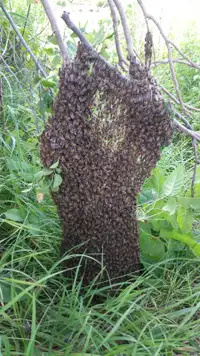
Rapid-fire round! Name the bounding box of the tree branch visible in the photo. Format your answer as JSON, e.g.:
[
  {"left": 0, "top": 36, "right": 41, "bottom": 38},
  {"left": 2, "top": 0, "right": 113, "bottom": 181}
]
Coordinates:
[
  {"left": 173, "top": 119, "right": 200, "bottom": 141},
  {"left": 160, "top": 85, "right": 200, "bottom": 113},
  {"left": 137, "top": 0, "right": 186, "bottom": 113},
  {"left": 107, "top": 0, "right": 127, "bottom": 69},
  {"left": 112, "top": 0, "right": 141, "bottom": 62},
  {"left": 169, "top": 41, "right": 200, "bottom": 71},
  {"left": 0, "top": 2, "right": 47, "bottom": 77},
  {"left": 61, "top": 11, "right": 93, "bottom": 49},
  {"left": 61, "top": 11, "right": 128, "bottom": 76},
  {"left": 152, "top": 58, "right": 200, "bottom": 69},
  {"left": 41, "top": 0, "right": 69, "bottom": 65}
]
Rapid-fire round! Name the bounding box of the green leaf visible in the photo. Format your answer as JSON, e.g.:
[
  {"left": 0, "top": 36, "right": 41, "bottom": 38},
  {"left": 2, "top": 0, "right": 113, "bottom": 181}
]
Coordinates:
[
  {"left": 194, "top": 165, "right": 200, "bottom": 183},
  {"left": 177, "top": 206, "right": 193, "bottom": 233},
  {"left": 48, "top": 34, "right": 57, "bottom": 45},
  {"left": 0, "top": 282, "right": 11, "bottom": 303},
  {"left": 178, "top": 197, "right": 200, "bottom": 209},
  {"left": 44, "top": 47, "right": 55, "bottom": 56},
  {"left": 193, "top": 75, "right": 200, "bottom": 81},
  {"left": 36, "top": 186, "right": 50, "bottom": 194},
  {"left": 41, "top": 79, "right": 56, "bottom": 88},
  {"left": 42, "top": 167, "right": 53, "bottom": 176},
  {"left": 50, "top": 160, "right": 59, "bottom": 169},
  {"left": 147, "top": 167, "right": 165, "bottom": 194},
  {"left": 162, "top": 197, "right": 177, "bottom": 215},
  {"left": 4, "top": 208, "right": 24, "bottom": 222},
  {"left": 160, "top": 229, "right": 200, "bottom": 256},
  {"left": 162, "top": 165, "right": 184, "bottom": 197},
  {"left": 53, "top": 174, "right": 62, "bottom": 189},
  {"left": 140, "top": 231, "right": 165, "bottom": 260}
]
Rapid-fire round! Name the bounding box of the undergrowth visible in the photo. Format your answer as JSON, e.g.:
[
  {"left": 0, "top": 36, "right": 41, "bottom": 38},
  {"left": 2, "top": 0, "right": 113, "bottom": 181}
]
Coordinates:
[
  {"left": 0, "top": 80, "right": 200, "bottom": 355},
  {"left": 0, "top": 1, "right": 200, "bottom": 355}
]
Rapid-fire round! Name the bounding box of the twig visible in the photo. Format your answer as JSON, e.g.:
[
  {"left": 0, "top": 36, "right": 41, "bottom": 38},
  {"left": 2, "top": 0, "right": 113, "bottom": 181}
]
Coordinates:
[
  {"left": 137, "top": 0, "right": 186, "bottom": 113},
  {"left": 161, "top": 86, "right": 200, "bottom": 113},
  {"left": 61, "top": 11, "right": 126, "bottom": 75},
  {"left": 0, "top": 2, "right": 47, "bottom": 77},
  {"left": 0, "top": 78, "right": 5, "bottom": 132},
  {"left": 172, "top": 109, "right": 192, "bottom": 130},
  {"left": 0, "top": 55, "right": 23, "bottom": 87},
  {"left": 22, "top": 4, "right": 31, "bottom": 37},
  {"left": 61, "top": 11, "right": 93, "bottom": 49},
  {"left": 171, "top": 107, "right": 200, "bottom": 196},
  {"left": 152, "top": 58, "right": 200, "bottom": 69},
  {"left": 1, "top": 27, "right": 10, "bottom": 57},
  {"left": 112, "top": 0, "right": 141, "bottom": 62},
  {"left": 173, "top": 118, "right": 200, "bottom": 141},
  {"left": 41, "top": 0, "right": 69, "bottom": 65},
  {"left": 169, "top": 41, "right": 200, "bottom": 71},
  {"left": 191, "top": 139, "right": 200, "bottom": 197},
  {"left": 107, "top": 0, "right": 127, "bottom": 69}
]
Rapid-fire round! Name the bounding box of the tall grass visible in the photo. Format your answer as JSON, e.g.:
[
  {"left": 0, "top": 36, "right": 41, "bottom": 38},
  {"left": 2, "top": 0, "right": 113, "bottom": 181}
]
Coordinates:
[
  {"left": 0, "top": 80, "right": 199, "bottom": 355},
  {"left": 1, "top": 7, "right": 200, "bottom": 354}
]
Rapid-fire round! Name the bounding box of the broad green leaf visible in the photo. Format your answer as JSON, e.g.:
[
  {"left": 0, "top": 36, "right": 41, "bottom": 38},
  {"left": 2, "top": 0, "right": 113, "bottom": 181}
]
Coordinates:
[
  {"left": 50, "top": 160, "right": 59, "bottom": 169},
  {"left": 178, "top": 197, "right": 200, "bottom": 209},
  {"left": 162, "top": 197, "right": 177, "bottom": 215},
  {"left": 140, "top": 231, "right": 165, "bottom": 260},
  {"left": 160, "top": 229, "right": 200, "bottom": 256},
  {"left": 42, "top": 167, "right": 53, "bottom": 176},
  {"left": 177, "top": 206, "right": 193, "bottom": 233},
  {"left": 4, "top": 208, "right": 24, "bottom": 222},
  {"left": 162, "top": 165, "right": 184, "bottom": 197},
  {"left": 44, "top": 47, "right": 55, "bottom": 56},
  {"left": 41, "top": 79, "right": 56, "bottom": 88},
  {"left": 47, "top": 34, "right": 57, "bottom": 45},
  {"left": 53, "top": 174, "right": 62, "bottom": 189},
  {"left": 147, "top": 167, "right": 165, "bottom": 194},
  {"left": 36, "top": 186, "right": 50, "bottom": 194}
]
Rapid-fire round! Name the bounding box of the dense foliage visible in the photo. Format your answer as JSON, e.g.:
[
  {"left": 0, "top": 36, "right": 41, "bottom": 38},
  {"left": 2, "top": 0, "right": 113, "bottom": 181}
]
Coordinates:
[{"left": 0, "top": 0, "right": 200, "bottom": 354}]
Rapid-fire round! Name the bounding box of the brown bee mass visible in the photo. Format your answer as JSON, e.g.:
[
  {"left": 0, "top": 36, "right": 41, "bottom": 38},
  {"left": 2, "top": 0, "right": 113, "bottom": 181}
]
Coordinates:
[{"left": 40, "top": 43, "right": 172, "bottom": 285}]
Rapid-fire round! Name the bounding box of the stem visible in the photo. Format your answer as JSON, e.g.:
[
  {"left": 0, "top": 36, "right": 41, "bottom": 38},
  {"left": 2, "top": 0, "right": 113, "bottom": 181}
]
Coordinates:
[
  {"left": 0, "top": 2, "right": 47, "bottom": 77},
  {"left": 41, "top": 0, "right": 69, "bottom": 65}
]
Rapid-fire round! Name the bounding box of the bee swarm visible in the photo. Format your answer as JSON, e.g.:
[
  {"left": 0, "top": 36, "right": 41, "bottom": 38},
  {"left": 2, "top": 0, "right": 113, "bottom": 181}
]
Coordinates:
[{"left": 40, "top": 43, "right": 172, "bottom": 285}]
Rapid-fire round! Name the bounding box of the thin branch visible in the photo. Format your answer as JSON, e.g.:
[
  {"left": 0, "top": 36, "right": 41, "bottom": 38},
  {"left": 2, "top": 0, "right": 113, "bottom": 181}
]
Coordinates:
[
  {"left": 137, "top": 0, "right": 186, "bottom": 113},
  {"left": 112, "top": 0, "right": 141, "bottom": 62},
  {"left": 0, "top": 55, "right": 23, "bottom": 87},
  {"left": 61, "top": 11, "right": 127, "bottom": 76},
  {"left": 172, "top": 109, "right": 192, "bottom": 130},
  {"left": 61, "top": 11, "right": 93, "bottom": 49},
  {"left": 160, "top": 85, "right": 200, "bottom": 113},
  {"left": 173, "top": 109, "right": 200, "bottom": 197},
  {"left": 152, "top": 58, "right": 200, "bottom": 69},
  {"left": 173, "top": 118, "right": 200, "bottom": 142},
  {"left": 0, "top": 2, "right": 47, "bottom": 77},
  {"left": 41, "top": 0, "right": 69, "bottom": 65},
  {"left": 169, "top": 41, "right": 200, "bottom": 71},
  {"left": 107, "top": 0, "right": 127, "bottom": 69},
  {"left": 22, "top": 4, "right": 31, "bottom": 37},
  {"left": 191, "top": 140, "right": 199, "bottom": 197},
  {"left": 0, "top": 78, "right": 5, "bottom": 132},
  {"left": 1, "top": 27, "right": 10, "bottom": 57}
]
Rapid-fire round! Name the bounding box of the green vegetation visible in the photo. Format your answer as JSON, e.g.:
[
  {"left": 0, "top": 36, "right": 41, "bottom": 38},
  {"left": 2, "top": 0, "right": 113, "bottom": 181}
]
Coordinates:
[{"left": 0, "top": 0, "right": 200, "bottom": 354}]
